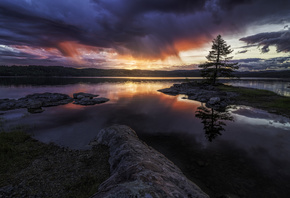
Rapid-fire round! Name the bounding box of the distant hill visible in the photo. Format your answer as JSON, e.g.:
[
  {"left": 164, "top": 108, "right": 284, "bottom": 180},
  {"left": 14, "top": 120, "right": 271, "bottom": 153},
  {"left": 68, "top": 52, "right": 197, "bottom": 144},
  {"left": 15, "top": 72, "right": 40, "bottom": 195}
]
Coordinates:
[
  {"left": 235, "top": 70, "right": 290, "bottom": 78},
  {"left": 0, "top": 65, "right": 200, "bottom": 77},
  {"left": 0, "top": 65, "right": 289, "bottom": 78}
]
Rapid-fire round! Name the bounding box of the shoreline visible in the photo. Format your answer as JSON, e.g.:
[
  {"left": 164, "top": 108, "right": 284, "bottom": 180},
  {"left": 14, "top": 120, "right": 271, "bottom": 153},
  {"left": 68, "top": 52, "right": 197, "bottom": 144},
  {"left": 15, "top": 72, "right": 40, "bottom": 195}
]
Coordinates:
[
  {"left": 0, "top": 126, "right": 210, "bottom": 198},
  {"left": 0, "top": 131, "right": 110, "bottom": 198},
  {"left": 158, "top": 81, "right": 290, "bottom": 118},
  {"left": 2, "top": 125, "right": 290, "bottom": 198}
]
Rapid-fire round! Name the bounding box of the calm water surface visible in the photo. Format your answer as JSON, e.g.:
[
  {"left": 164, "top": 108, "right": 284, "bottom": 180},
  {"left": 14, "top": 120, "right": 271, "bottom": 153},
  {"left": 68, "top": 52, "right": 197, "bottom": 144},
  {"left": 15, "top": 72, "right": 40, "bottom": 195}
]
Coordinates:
[
  {"left": 1, "top": 77, "right": 290, "bottom": 197},
  {"left": 226, "top": 78, "right": 290, "bottom": 97}
]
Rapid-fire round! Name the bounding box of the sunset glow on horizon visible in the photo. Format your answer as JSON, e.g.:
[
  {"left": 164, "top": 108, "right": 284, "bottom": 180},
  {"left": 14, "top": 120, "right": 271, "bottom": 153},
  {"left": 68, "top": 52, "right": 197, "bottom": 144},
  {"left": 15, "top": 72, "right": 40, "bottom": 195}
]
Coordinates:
[{"left": 0, "top": 0, "right": 289, "bottom": 71}]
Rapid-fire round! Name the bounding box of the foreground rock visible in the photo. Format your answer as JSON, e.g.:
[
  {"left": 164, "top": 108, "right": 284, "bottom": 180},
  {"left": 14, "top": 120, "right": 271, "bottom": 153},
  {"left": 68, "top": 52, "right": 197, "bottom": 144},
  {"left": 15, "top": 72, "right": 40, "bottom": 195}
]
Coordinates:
[
  {"left": 91, "top": 125, "right": 209, "bottom": 198},
  {"left": 73, "top": 92, "right": 109, "bottom": 105},
  {"left": 158, "top": 82, "right": 237, "bottom": 111}
]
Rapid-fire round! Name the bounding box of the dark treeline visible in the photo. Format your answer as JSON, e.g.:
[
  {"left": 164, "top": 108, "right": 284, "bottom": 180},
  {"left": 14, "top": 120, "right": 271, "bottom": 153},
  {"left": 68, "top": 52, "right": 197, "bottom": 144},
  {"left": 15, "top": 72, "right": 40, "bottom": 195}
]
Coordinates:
[
  {"left": 0, "top": 65, "right": 200, "bottom": 77},
  {"left": 0, "top": 65, "right": 289, "bottom": 78},
  {"left": 0, "top": 77, "right": 187, "bottom": 87}
]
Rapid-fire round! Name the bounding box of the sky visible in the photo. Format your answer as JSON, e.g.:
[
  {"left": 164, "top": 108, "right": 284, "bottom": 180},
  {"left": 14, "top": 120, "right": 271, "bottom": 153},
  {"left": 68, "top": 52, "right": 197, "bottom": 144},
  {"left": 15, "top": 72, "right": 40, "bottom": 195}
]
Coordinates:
[{"left": 0, "top": 0, "right": 290, "bottom": 71}]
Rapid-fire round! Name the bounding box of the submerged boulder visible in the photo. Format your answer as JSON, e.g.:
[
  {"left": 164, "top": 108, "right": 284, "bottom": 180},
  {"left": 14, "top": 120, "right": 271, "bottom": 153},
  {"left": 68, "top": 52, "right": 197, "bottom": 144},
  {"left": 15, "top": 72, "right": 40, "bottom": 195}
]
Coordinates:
[{"left": 91, "top": 125, "right": 209, "bottom": 198}]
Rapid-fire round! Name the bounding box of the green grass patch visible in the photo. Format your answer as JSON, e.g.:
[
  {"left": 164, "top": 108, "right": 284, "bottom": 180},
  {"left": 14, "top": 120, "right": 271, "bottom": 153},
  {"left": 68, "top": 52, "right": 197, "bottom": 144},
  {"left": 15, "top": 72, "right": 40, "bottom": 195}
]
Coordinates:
[
  {"left": 266, "top": 97, "right": 290, "bottom": 109},
  {"left": 0, "top": 129, "right": 110, "bottom": 197},
  {"left": 218, "top": 84, "right": 290, "bottom": 116},
  {"left": 0, "top": 130, "right": 46, "bottom": 186},
  {"left": 64, "top": 174, "right": 104, "bottom": 198},
  {"left": 218, "top": 84, "right": 274, "bottom": 96}
]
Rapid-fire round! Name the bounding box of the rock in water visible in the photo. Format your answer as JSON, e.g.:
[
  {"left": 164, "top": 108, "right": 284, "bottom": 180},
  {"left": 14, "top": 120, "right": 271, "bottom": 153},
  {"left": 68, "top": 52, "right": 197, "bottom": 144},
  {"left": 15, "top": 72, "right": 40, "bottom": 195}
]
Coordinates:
[
  {"left": 157, "top": 88, "right": 179, "bottom": 95},
  {"left": 73, "top": 92, "right": 99, "bottom": 99},
  {"left": 27, "top": 100, "right": 43, "bottom": 109},
  {"left": 73, "top": 97, "right": 109, "bottom": 105},
  {"left": 0, "top": 93, "right": 73, "bottom": 112},
  {"left": 27, "top": 107, "right": 44, "bottom": 114},
  {"left": 72, "top": 92, "right": 109, "bottom": 105},
  {"left": 91, "top": 125, "right": 209, "bottom": 198}
]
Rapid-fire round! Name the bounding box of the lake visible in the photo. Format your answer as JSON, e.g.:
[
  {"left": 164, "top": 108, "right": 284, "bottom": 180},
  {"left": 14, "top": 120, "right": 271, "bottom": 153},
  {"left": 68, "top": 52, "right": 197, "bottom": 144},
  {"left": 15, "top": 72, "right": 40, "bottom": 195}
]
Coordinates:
[{"left": 1, "top": 77, "right": 290, "bottom": 197}]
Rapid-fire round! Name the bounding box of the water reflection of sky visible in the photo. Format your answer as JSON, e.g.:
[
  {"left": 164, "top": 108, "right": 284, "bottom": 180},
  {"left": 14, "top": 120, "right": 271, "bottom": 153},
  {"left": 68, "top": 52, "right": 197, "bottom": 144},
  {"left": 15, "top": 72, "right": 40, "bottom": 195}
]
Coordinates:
[
  {"left": 1, "top": 78, "right": 290, "bottom": 178},
  {"left": 226, "top": 79, "right": 290, "bottom": 97}
]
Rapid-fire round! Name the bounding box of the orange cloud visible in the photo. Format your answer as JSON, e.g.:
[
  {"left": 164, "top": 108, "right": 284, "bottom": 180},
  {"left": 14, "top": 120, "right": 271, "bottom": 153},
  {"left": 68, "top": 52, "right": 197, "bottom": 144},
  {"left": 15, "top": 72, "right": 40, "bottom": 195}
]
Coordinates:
[
  {"left": 11, "top": 35, "right": 210, "bottom": 70},
  {"left": 174, "top": 35, "right": 209, "bottom": 52},
  {"left": 118, "top": 35, "right": 210, "bottom": 62},
  {"left": 56, "top": 41, "right": 85, "bottom": 64},
  {"left": 57, "top": 41, "right": 80, "bottom": 57}
]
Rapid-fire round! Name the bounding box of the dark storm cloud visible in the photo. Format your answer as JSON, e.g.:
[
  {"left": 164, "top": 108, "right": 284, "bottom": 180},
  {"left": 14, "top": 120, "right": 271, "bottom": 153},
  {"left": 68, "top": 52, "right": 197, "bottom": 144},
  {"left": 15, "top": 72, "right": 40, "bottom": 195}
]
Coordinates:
[
  {"left": 237, "top": 50, "right": 248, "bottom": 54},
  {"left": 218, "top": 0, "right": 254, "bottom": 10},
  {"left": 0, "top": 2, "right": 114, "bottom": 50},
  {"left": 232, "top": 57, "right": 290, "bottom": 70},
  {"left": 0, "top": 49, "right": 39, "bottom": 59},
  {"left": 0, "top": 46, "right": 64, "bottom": 66},
  {"left": 235, "top": 58, "right": 263, "bottom": 63},
  {"left": 94, "top": 0, "right": 205, "bottom": 15},
  {"left": 239, "top": 44, "right": 258, "bottom": 49},
  {"left": 0, "top": 0, "right": 290, "bottom": 65},
  {"left": 272, "top": 57, "right": 290, "bottom": 64},
  {"left": 240, "top": 30, "right": 290, "bottom": 53}
]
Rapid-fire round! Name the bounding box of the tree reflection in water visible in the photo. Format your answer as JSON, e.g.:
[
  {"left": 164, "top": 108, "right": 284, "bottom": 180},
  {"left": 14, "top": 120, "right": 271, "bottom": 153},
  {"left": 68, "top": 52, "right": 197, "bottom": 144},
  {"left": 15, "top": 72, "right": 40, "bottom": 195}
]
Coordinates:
[{"left": 195, "top": 104, "right": 234, "bottom": 142}]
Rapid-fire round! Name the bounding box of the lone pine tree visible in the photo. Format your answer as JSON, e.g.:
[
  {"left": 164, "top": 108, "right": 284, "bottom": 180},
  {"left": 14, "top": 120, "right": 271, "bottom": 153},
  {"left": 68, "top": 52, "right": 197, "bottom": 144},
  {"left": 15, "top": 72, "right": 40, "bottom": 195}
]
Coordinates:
[{"left": 199, "top": 35, "right": 239, "bottom": 85}]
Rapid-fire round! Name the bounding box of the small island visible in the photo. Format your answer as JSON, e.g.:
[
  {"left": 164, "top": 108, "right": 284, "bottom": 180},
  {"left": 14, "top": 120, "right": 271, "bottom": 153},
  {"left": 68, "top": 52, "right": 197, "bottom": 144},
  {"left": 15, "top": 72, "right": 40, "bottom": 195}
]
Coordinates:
[{"left": 158, "top": 81, "right": 290, "bottom": 118}]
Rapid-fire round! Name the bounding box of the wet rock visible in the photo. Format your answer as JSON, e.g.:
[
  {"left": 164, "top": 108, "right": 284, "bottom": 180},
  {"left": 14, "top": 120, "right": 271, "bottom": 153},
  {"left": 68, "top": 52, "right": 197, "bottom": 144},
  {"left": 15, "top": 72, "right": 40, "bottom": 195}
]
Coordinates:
[
  {"left": 27, "top": 100, "right": 43, "bottom": 109},
  {"left": 157, "top": 88, "right": 179, "bottom": 95},
  {"left": 159, "top": 82, "right": 236, "bottom": 111},
  {"left": 0, "top": 93, "right": 73, "bottom": 112},
  {"left": 208, "top": 97, "right": 221, "bottom": 105},
  {"left": 91, "top": 125, "right": 209, "bottom": 198},
  {"left": 73, "top": 92, "right": 99, "bottom": 99},
  {"left": 200, "top": 97, "right": 208, "bottom": 103},
  {"left": 73, "top": 97, "right": 109, "bottom": 106},
  {"left": 23, "top": 93, "right": 73, "bottom": 107},
  {"left": 72, "top": 92, "right": 109, "bottom": 106},
  {"left": 27, "top": 107, "right": 45, "bottom": 114},
  {"left": 0, "top": 99, "right": 17, "bottom": 110}
]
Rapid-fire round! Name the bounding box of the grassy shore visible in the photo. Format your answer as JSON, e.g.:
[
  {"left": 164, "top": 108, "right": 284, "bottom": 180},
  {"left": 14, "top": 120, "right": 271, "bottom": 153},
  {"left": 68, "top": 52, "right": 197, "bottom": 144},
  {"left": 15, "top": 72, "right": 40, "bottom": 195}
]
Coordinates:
[
  {"left": 218, "top": 84, "right": 290, "bottom": 117},
  {"left": 0, "top": 129, "right": 110, "bottom": 198}
]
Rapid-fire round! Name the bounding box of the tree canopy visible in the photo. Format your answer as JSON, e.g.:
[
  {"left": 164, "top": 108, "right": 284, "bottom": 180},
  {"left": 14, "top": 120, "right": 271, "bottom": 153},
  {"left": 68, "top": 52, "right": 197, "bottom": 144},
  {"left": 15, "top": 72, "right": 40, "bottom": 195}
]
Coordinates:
[{"left": 199, "top": 35, "right": 239, "bottom": 85}]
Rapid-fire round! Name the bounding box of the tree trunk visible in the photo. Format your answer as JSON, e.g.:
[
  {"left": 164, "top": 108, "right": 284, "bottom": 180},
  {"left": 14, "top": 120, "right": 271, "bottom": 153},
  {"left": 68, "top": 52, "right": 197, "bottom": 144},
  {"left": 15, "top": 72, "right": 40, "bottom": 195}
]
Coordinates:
[
  {"left": 213, "top": 40, "right": 221, "bottom": 85},
  {"left": 213, "top": 64, "right": 217, "bottom": 85}
]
